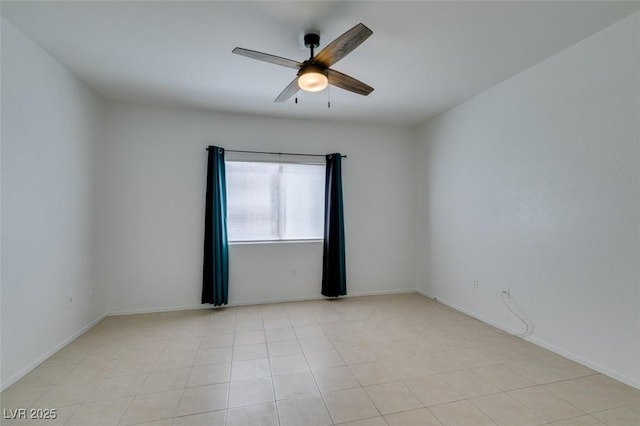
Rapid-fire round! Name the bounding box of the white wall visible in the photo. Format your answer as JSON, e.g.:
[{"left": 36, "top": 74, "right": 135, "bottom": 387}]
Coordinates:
[
  {"left": 1, "top": 18, "right": 105, "bottom": 389},
  {"left": 99, "top": 103, "right": 416, "bottom": 314},
  {"left": 415, "top": 13, "right": 640, "bottom": 387}
]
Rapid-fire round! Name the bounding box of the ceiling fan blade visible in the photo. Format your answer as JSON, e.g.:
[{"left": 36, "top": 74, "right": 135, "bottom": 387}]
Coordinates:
[
  {"left": 274, "top": 78, "right": 300, "bottom": 103},
  {"left": 232, "top": 47, "right": 302, "bottom": 69},
  {"left": 327, "top": 69, "right": 374, "bottom": 96},
  {"left": 313, "top": 23, "right": 372, "bottom": 68}
]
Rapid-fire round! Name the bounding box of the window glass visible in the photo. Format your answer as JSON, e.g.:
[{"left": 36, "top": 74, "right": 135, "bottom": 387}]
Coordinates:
[{"left": 226, "top": 161, "right": 325, "bottom": 241}]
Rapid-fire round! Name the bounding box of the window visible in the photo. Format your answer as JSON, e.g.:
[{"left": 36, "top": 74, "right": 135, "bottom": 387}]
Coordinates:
[{"left": 226, "top": 161, "right": 325, "bottom": 242}]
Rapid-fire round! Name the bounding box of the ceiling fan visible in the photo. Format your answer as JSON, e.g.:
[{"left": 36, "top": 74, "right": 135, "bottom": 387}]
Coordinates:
[{"left": 232, "top": 23, "right": 374, "bottom": 103}]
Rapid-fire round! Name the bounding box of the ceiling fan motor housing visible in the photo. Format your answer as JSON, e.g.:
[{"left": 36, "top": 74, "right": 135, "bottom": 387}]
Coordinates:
[{"left": 304, "top": 32, "right": 320, "bottom": 49}]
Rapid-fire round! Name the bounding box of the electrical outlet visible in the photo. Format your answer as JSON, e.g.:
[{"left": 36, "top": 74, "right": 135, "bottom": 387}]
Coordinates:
[
  {"left": 473, "top": 279, "right": 479, "bottom": 289},
  {"left": 290, "top": 269, "right": 297, "bottom": 278},
  {"left": 67, "top": 292, "right": 73, "bottom": 306},
  {"left": 502, "top": 286, "right": 511, "bottom": 299}
]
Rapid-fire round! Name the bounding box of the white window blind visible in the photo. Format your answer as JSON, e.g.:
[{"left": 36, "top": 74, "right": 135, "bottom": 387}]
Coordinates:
[{"left": 226, "top": 161, "right": 325, "bottom": 242}]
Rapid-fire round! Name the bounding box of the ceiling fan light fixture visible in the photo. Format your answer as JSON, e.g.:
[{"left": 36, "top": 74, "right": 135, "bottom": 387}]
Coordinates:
[{"left": 297, "top": 65, "right": 328, "bottom": 92}]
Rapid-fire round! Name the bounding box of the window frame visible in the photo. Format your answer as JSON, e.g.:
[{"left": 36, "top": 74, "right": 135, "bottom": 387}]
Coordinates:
[{"left": 224, "top": 157, "right": 326, "bottom": 245}]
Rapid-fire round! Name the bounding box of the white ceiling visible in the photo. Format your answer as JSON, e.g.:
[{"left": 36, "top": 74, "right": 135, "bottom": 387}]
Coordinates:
[{"left": 2, "top": 1, "right": 639, "bottom": 126}]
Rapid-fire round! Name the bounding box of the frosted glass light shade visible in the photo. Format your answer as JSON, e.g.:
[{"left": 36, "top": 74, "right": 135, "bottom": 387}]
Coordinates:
[{"left": 298, "top": 66, "right": 328, "bottom": 92}]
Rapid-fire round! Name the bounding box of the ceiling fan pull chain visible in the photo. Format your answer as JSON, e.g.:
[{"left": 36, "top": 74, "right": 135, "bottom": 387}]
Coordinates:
[
  {"left": 295, "top": 97, "right": 298, "bottom": 104},
  {"left": 327, "top": 85, "right": 331, "bottom": 109}
]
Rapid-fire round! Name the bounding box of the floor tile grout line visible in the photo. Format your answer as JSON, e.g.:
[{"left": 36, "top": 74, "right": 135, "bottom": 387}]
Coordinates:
[
  {"left": 224, "top": 329, "right": 237, "bottom": 424},
  {"left": 263, "top": 323, "right": 282, "bottom": 426},
  {"left": 298, "top": 332, "right": 334, "bottom": 426}
]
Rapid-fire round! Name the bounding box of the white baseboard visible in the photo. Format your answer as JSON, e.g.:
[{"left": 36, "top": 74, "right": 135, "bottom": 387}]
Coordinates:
[
  {"left": 107, "top": 303, "right": 217, "bottom": 316},
  {"left": 348, "top": 288, "right": 417, "bottom": 297},
  {"left": 106, "top": 288, "right": 418, "bottom": 316},
  {"left": 415, "top": 289, "right": 640, "bottom": 390},
  {"left": 0, "top": 313, "right": 107, "bottom": 392}
]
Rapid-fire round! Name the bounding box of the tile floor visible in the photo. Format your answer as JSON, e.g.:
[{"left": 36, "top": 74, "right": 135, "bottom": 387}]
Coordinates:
[{"left": 2, "top": 293, "right": 639, "bottom": 425}]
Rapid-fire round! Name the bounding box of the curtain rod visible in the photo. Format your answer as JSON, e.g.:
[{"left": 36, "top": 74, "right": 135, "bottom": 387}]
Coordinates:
[{"left": 206, "top": 147, "right": 347, "bottom": 158}]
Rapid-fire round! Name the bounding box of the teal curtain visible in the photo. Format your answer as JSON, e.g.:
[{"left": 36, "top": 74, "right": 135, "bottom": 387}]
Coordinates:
[
  {"left": 202, "top": 146, "right": 229, "bottom": 306},
  {"left": 322, "top": 153, "right": 347, "bottom": 297}
]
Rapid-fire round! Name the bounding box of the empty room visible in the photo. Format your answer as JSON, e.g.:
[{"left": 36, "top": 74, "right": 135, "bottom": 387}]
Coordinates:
[{"left": 1, "top": 1, "right": 639, "bottom": 425}]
